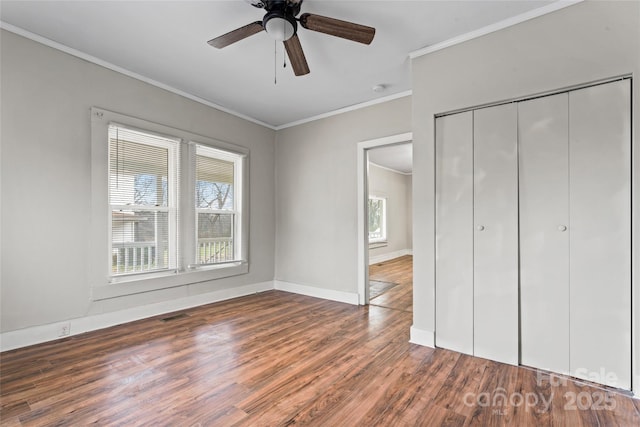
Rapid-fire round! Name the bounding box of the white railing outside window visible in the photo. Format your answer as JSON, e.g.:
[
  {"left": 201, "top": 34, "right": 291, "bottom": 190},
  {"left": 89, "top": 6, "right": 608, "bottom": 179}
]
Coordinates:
[
  {"left": 197, "top": 237, "right": 234, "bottom": 264},
  {"left": 112, "top": 237, "right": 234, "bottom": 273},
  {"left": 112, "top": 242, "right": 159, "bottom": 273}
]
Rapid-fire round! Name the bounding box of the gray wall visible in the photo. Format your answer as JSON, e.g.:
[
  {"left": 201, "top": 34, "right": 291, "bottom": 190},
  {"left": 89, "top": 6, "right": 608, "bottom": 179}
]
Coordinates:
[
  {"left": 405, "top": 174, "right": 413, "bottom": 249},
  {"left": 410, "top": 0, "right": 639, "bottom": 375},
  {"left": 368, "top": 162, "right": 412, "bottom": 260},
  {"left": 0, "top": 30, "right": 276, "bottom": 332},
  {"left": 275, "top": 97, "right": 411, "bottom": 292}
]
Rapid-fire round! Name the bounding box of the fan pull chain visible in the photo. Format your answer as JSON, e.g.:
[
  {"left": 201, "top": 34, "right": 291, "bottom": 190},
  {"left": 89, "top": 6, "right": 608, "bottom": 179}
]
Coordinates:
[
  {"left": 274, "top": 40, "right": 277, "bottom": 85},
  {"left": 283, "top": 18, "right": 287, "bottom": 69}
]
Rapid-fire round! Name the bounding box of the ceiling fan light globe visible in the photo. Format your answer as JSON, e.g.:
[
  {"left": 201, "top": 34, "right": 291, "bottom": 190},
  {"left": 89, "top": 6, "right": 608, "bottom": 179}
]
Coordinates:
[{"left": 265, "top": 16, "right": 295, "bottom": 41}]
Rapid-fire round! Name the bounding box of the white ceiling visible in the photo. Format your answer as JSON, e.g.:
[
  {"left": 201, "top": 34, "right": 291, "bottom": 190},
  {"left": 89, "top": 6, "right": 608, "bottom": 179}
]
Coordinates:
[
  {"left": 0, "top": 0, "right": 558, "bottom": 128},
  {"left": 369, "top": 143, "right": 412, "bottom": 175}
]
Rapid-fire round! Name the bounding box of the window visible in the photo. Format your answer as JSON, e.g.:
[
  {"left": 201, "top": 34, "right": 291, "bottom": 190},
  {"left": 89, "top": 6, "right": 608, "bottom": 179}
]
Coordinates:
[
  {"left": 91, "top": 107, "right": 249, "bottom": 299},
  {"left": 368, "top": 196, "right": 387, "bottom": 243},
  {"left": 195, "top": 145, "right": 242, "bottom": 265},
  {"left": 109, "top": 125, "right": 178, "bottom": 275}
]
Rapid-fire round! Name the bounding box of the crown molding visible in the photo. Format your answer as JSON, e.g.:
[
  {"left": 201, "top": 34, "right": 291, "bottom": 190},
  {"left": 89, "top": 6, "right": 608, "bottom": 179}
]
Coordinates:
[
  {"left": 369, "top": 161, "right": 412, "bottom": 176},
  {"left": 274, "top": 90, "right": 413, "bottom": 130},
  {"left": 0, "top": 21, "right": 277, "bottom": 130},
  {"left": 1, "top": 21, "right": 412, "bottom": 131},
  {"left": 409, "top": 0, "right": 583, "bottom": 59}
]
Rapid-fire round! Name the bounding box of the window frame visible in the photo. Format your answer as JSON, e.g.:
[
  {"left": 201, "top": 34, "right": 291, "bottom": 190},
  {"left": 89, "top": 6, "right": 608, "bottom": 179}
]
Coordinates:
[
  {"left": 192, "top": 144, "right": 244, "bottom": 267},
  {"left": 90, "top": 107, "right": 249, "bottom": 301},
  {"left": 368, "top": 195, "right": 387, "bottom": 244},
  {"left": 107, "top": 124, "right": 180, "bottom": 277}
]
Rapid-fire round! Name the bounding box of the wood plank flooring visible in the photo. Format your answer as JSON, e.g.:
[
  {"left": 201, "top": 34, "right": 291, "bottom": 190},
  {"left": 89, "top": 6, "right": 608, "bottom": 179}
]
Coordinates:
[
  {"left": 2, "top": 259, "right": 639, "bottom": 425},
  {"left": 369, "top": 255, "right": 413, "bottom": 313}
]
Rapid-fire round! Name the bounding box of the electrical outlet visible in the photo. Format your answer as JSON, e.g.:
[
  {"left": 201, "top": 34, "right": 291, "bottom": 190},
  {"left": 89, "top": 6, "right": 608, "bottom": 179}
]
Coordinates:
[{"left": 58, "top": 322, "right": 71, "bottom": 337}]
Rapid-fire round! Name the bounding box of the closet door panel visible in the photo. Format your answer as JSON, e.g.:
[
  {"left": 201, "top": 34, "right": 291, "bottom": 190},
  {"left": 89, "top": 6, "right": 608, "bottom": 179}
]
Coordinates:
[
  {"left": 518, "top": 93, "right": 570, "bottom": 374},
  {"left": 435, "top": 112, "right": 474, "bottom": 355},
  {"left": 569, "top": 80, "right": 631, "bottom": 390},
  {"left": 473, "top": 104, "right": 519, "bottom": 365}
]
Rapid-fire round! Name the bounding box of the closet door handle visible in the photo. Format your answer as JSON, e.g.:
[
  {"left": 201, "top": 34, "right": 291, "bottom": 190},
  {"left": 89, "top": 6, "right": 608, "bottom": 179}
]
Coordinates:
[
  {"left": 558, "top": 225, "right": 567, "bottom": 232},
  {"left": 476, "top": 225, "right": 485, "bottom": 231}
]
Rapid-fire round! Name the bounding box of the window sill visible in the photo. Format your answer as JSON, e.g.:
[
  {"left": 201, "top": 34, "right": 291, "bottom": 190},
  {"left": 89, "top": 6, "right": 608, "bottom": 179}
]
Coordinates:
[
  {"left": 369, "top": 241, "right": 388, "bottom": 249},
  {"left": 92, "top": 261, "right": 248, "bottom": 301}
]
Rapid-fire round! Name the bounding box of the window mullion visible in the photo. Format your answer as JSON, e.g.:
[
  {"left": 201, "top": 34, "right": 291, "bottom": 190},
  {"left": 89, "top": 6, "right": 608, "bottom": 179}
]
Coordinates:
[{"left": 168, "top": 140, "right": 178, "bottom": 271}]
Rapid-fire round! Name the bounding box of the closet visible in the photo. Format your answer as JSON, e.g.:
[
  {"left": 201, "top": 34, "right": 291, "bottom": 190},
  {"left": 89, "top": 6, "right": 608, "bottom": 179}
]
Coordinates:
[{"left": 435, "top": 79, "right": 631, "bottom": 390}]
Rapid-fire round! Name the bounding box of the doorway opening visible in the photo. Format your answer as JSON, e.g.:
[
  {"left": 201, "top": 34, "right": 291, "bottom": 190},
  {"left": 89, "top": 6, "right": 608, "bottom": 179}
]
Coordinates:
[{"left": 357, "top": 133, "right": 413, "bottom": 308}]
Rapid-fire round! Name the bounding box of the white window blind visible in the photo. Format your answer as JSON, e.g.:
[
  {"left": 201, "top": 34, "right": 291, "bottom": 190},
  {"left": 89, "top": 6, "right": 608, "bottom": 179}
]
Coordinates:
[
  {"left": 108, "top": 125, "right": 179, "bottom": 276},
  {"left": 195, "top": 145, "right": 241, "bottom": 265}
]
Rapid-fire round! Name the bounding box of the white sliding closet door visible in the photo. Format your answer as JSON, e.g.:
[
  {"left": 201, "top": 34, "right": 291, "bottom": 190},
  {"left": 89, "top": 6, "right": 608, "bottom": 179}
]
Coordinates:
[
  {"left": 435, "top": 112, "right": 473, "bottom": 355},
  {"left": 569, "top": 80, "right": 631, "bottom": 390},
  {"left": 473, "top": 104, "right": 519, "bottom": 365},
  {"left": 519, "top": 93, "right": 570, "bottom": 374},
  {"left": 434, "top": 80, "right": 631, "bottom": 387}
]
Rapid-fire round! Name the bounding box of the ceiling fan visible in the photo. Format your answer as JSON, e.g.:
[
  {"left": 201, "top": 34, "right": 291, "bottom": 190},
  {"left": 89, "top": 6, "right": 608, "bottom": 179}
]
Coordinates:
[{"left": 207, "top": 0, "right": 376, "bottom": 76}]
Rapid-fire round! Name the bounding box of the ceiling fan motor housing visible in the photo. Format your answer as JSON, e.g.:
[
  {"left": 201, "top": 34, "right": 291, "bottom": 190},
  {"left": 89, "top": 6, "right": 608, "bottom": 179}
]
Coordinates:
[
  {"left": 263, "top": 10, "right": 297, "bottom": 41},
  {"left": 263, "top": 0, "right": 302, "bottom": 15}
]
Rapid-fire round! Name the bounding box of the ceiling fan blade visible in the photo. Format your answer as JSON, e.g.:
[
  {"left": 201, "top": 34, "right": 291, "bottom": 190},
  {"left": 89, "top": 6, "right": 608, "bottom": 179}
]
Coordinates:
[
  {"left": 207, "top": 21, "right": 264, "bottom": 48},
  {"left": 299, "top": 13, "right": 375, "bottom": 45},
  {"left": 284, "top": 34, "right": 310, "bottom": 76},
  {"left": 244, "top": 0, "right": 266, "bottom": 8}
]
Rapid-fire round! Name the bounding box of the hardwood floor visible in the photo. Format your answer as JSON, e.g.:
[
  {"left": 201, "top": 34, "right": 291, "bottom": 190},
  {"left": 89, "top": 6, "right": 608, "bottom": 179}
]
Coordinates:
[
  {"left": 369, "top": 255, "right": 412, "bottom": 312},
  {"left": 2, "top": 267, "right": 639, "bottom": 425}
]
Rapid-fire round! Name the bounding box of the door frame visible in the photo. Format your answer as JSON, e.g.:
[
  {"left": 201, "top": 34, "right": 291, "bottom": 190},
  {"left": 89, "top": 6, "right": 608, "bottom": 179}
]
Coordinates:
[{"left": 357, "top": 132, "right": 413, "bottom": 305}]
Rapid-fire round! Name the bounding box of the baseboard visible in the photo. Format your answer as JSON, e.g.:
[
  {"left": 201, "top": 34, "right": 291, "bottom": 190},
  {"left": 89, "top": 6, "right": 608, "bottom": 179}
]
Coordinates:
[
  {"left": 274, "top": 280, "right": 359, "bottom": 305},
  {"left": 1, "top": 280, "right": 363, "bottom": 352},
  {"left": 0, "top": 281, "right": 273, "bottom": 352},
  {"left": 369, "top": 249, "right": 413, "bottom": 265},
  {"left": 409, "top": 326, "right": 435, "bottom": 348}
]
